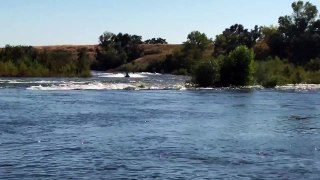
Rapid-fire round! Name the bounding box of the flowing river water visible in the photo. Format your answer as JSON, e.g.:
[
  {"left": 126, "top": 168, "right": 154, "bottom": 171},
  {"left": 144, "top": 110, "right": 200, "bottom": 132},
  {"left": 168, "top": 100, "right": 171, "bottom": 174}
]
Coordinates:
[{"left": 0, "top": 72, "right": 320, "bottom": 179}]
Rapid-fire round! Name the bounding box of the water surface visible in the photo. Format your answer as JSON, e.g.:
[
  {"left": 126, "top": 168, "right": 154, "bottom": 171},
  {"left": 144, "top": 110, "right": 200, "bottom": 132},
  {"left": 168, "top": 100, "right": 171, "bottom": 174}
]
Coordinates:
[{"left": 1, "top": 73, "right": 320, "bottom": 179}]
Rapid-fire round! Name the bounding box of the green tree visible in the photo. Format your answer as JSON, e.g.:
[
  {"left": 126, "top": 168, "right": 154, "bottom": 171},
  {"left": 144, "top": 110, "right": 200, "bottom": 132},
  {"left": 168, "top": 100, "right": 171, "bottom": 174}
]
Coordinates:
[
  {"left": 214, "top": 24, "right": 261, "bottom": 56},
  {"left": 94, "top": 31, "right": 144, "bottom": 71},
  {"left": 278, "top": 1, "right": 318, "bottom": 38},
  {"left": 183, "top": 31, "right": 211, "bottom": 55},
  {"left": 272, "top": 1, "right": 320, "bottom": 64},
  {"left": 162, "top": 31, "right": 212, "bottom": 74},
  {"left": 192, "top": 59, "right": 219, "bottom": 87},
  {"left": 113, "top": 33, "right": 143, "bottom": 62},
  {"left": 220, "top": 46, "right": 255, "bottom": 86},
  {"left": 183, "top": 31, "right": 212, "bottom": 71},
  {"left": 99, "top": 32, "right": 116, "bottom": 49},
  {"left": 145, "top": 38, "right": 168, "bottom": 44}
]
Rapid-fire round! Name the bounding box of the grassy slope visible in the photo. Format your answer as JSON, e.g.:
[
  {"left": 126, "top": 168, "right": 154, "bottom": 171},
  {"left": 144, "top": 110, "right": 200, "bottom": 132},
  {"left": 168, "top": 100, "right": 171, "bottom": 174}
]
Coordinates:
[
  {"left": 136, "top": 44, "right": 181, "bottom": 63},
  {"left": 34, "top": 45, "right": 98, "bottom": 60},
  {"left": 34, "top": 44, "right": 182, "bottom": 72}
]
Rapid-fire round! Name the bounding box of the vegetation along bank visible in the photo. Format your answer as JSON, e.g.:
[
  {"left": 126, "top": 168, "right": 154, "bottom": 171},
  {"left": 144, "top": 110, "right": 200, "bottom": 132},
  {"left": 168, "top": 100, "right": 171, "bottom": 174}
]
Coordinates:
[{"left": 1, "top": 1, "right": 320, "bottom": 87}]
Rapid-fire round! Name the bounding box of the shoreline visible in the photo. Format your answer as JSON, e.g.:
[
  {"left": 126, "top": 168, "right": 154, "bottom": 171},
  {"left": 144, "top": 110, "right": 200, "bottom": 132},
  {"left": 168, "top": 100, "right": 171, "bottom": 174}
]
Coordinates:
[{"left": 1, "top": 73, "right": 320, "bottom": 91}]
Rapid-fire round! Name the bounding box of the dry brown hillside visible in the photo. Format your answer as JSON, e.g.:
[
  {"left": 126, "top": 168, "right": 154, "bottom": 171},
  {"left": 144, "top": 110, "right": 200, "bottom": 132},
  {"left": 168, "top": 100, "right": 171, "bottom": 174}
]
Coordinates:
[
  {"left": 34, "top": 45, "right": 98, "bottom": 60},
  {"left": 33, "top": 44, "right": 181, "bottom": 63},
  {"left": 136, "top": 44, "right": 181, "bottom": 63}
]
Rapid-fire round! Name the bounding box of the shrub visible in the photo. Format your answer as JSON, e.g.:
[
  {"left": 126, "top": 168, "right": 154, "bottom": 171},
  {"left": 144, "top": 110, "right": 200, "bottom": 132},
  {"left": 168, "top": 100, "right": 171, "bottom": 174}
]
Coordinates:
[
  {"left": 173, "top": 68, "right": 189, "bottom": 76},
  {"left": 192, "top": 60, "right": 219, "bottom": 87},
  {"left": 254, "top": 58, "right": 310, "bottom": 87},
  {"left": 305, "top": 71, "right": 320, "bottom": 84},
  {"left": 220, "top": 46, "right": 255, "bottom": 86},
  {"left": 306, "top": 58, "right": 320, "bottom": 72}
]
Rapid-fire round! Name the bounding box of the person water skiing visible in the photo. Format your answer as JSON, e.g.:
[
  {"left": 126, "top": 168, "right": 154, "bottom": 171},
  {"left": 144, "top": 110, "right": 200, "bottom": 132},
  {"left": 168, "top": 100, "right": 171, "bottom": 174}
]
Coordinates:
[{"left": 125, "top": 72, "right": 130, "bottom": 78}]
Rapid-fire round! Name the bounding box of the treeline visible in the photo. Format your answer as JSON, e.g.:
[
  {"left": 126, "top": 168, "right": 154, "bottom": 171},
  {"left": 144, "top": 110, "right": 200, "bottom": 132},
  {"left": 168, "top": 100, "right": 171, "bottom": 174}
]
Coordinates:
[
  {"left": 149, "top": 0, "right": 320, "bottom": 87},
  {"left": 1, "top": 0, "right": 320, "bottom": 86},
  {"left": 92, "top": 32, "right": 144, "bottom": 71},
  {"left": 0, "top": 32, "right": 169, "bottom": 76},
  {"left": 144, "top": 38, "right": 167, "bottom": 45},
  {"left": 0, "top": 45, "right": 91, "bottom": 77},
  {"left": 92, "top": 32, "right": 168, "bottom": 71},
  {"left": 98, "top": 1, "right": 320, "bottom": 87}
]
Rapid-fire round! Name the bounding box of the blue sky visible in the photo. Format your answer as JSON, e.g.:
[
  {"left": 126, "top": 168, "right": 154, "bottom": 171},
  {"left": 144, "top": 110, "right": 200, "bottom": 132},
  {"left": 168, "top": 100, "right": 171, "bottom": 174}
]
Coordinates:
[{"left": 1, "top": 0, "right": 320, "bottom": 46}]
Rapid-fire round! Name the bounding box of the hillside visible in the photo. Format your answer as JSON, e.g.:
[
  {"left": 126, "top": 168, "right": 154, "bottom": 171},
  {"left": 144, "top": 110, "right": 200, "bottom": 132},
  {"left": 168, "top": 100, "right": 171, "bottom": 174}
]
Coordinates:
[
  {"left": 110, "top": 44, "right": 181, "bottom": 72},
  {"left": 136, "top": 44, "right": 181, "bottom": 63},
  {"left": 33, "top": 44, "right": 182, "bottom": 72},
  {"left": 34, "top": 45, "right": 98, "bottom": 60}
]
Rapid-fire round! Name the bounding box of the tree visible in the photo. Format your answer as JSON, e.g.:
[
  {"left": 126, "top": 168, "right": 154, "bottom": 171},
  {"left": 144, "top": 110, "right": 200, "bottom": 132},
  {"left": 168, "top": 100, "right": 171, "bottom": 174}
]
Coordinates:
[
  {"left": 192, "top": 59, "right": 219, "bottom": 87},
  {"left": 99, "top": 32, "right": 116, "bottom": 49},
  {"left": 162, "top": 31, "right": 212, "bottom": 74},
  {"left": 94, "top": 31, "right": 144, "bottom": 70},
  {"left": 266, "top": 31, "right": 289, "bottom": 59},
  {"left": 184, "top": 31, "right": 211, "bottom": 53},
  {"left": 214, "top": 24, "right": 261, "bottom": 56},
  {"left": 182, "top": 31, "right": 212, "bottom": 69},
  {"left": 220, "top": 46, "right": 255, "bottom": 86},
  {"left": 278, "top": 1, "right": 318, "bottom": 38},
  {"left": 107, "top": 32, "right": 143, "bottom": 62},
  {"left": 271, "top": 1, "right": 320, "bottom": 64},
  {"left": 144, "top": 38, "right": 168, "bottom": 44}
]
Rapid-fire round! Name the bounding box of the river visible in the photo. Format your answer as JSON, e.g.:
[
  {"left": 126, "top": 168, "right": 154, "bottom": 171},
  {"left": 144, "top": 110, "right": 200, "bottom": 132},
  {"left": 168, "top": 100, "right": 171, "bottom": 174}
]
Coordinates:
[{"left": 1, "top": 72, "right": 320, "bottom": 179}]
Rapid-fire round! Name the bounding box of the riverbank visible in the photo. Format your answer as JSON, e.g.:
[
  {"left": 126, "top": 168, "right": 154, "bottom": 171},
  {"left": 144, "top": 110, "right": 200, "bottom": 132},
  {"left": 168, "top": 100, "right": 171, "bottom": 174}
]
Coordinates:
[
  {"left": 1, "top": 44, "right": 320, "bottom": 88},
  {"left": 1, "top": 72, "right": 320, "bottom": 91}
]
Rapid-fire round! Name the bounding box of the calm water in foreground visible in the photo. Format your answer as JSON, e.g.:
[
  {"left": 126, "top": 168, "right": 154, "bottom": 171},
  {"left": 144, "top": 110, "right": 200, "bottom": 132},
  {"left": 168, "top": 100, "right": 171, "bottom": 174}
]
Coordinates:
[{"left": 0, "top": 72, "right": 320, "bottom": 179}]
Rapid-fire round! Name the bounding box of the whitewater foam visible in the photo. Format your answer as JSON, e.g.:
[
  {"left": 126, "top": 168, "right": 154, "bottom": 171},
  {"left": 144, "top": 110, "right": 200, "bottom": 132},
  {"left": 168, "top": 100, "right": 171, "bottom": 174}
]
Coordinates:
[
  {"left": 98, "top": 73, "right": 146, "bottom": 78},
  {"left": 276, "top": 84, "right": 320, "bottom": 91},
  {"left": 26, "top": 82, "right": 320, "bottom": 91},
  {"left": 26, "top": 81, "right": 188, "bottom": 91},
  {"left": 0, "top": 79, "right": 64, "bottom": 84},
  {"left": 27, "top": 82, "right": 137, "bottom": 91}
]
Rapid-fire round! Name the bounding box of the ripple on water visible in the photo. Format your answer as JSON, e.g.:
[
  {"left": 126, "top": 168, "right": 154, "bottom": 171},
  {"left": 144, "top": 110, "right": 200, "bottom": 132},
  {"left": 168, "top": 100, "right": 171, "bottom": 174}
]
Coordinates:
[{"left": 0, "top": 75, "right": 320, "bottom": 179}]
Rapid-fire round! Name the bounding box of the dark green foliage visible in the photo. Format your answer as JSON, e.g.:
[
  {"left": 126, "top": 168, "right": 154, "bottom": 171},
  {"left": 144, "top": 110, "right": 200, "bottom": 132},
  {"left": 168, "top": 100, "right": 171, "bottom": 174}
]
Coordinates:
[
  {"left": 146, "top": 60, "right": 164, "bottom": 73},
  {"left": 76, "top": 48, "right": 91, "bottom": 77},
  {"left": 0, "top": 45, "right": 91, "bottom": 77},
  {"left": 93, "top": 48, "right": 127, "bottom": 70},
  {"left": 254, "top": 58, "right": 310, "bottom": 87},
  {"left": 306, "top": 58, "right": 320, "bottom": 71},
  {"left": 172, "top": 68, "right": 189, "bottom": 76},
  {"left": 145, "top": 38, "right": 167, "bottom": 44},
  {"left": 192, "top": 60, "right": 219, "bottom": 87},
  {"left": 94, "top": 31, "right": 144, "bottom": 70},
  {"left": 267, "top": 1, "right": 320, "bottom": 64},
  {"left": 45, "top": 50, "right": 74, "bottom": 74},
  {"left": 162, "top": 31, "right": 212, "bottom": 74},
  {"left": 265, "top": 31, "right": 289, "bottom": 59},
  {"left": 220, "top": 46, "right": 255, "bottom": 86},
  {"left": 163, "top": 50, "right": 185, "bottom": 73},
  {"left": 214, "top": 24, "right": 261, "bottom": 56},
  {"left": 0, "top": 45, "right": 37, "bottom": 63},
  {"left": 190, "top": 46, "right": 255, "bottom": 87},
  {"left": 114, "top": 33, "right": 143, "bottom": 61},
  {"left": 112, "top": 1, "right": 320, "bottom": 87},
  {"left": 184, "top": 31, "right": 212, "bottom": 55},
  {"left": 2, "top": 0, "right": 320, "bottom": 84}
]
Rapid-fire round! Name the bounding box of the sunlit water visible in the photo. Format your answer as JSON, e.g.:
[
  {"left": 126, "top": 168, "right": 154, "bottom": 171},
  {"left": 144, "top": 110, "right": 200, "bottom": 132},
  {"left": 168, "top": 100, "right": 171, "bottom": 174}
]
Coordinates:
[{"left": 1, "top": 72, "right": 320, "bottom": 179}]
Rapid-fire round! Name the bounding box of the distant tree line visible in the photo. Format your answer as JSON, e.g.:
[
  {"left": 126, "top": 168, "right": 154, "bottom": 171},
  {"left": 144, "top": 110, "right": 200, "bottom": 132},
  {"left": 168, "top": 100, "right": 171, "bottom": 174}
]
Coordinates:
[
  {"left": 91, "top": 32, "right": 144, "bottom": 71},
  {"left": 144, "top": 38, "right": 168, "bottom": 44},
  {"left": 1, "top": 0, "right": 320, "bottom": 86},
  {"left": 156, "top": 0, "right": 320, "bottom": 87},
  {"left": 0, "top": 45, "right": 91, "bottom": 77}
]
